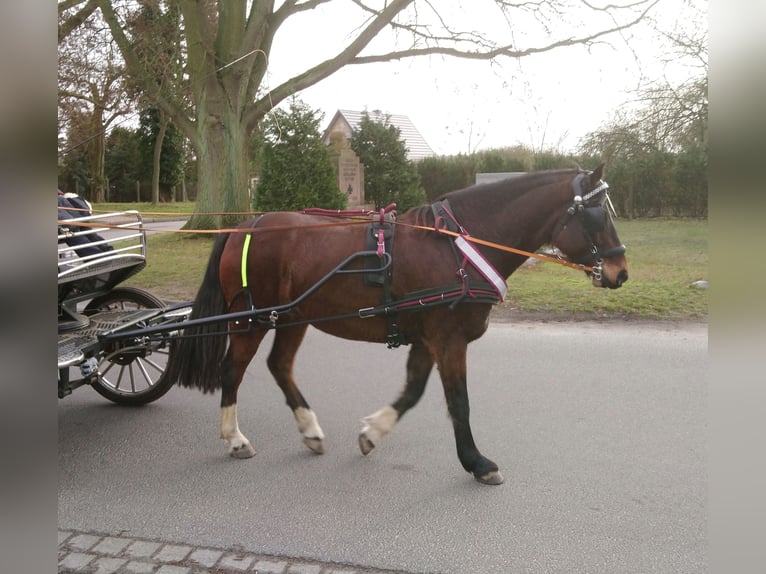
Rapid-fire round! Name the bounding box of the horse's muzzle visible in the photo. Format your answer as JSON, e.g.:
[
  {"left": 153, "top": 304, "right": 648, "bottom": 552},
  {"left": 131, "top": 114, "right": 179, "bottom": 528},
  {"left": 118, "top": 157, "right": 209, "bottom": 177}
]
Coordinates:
[{"left": 593, "top": 266, "right": 628, "bottom": 289}]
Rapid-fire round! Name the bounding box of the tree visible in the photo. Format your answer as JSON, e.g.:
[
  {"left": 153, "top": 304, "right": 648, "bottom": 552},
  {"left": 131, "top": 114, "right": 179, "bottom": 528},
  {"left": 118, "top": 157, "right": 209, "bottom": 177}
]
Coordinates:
[
  {"left": 415, "top": 146, "right": 574, "bottom": 202},
  {"left": 127, "top": 3, "right": 186, "bottom": 205},
  {"left": 417, "top": 154, "right": 476, "bottom": 202},
  {"left": 578, "top": 0, "right": 707, "bottom": 217},
  {"left": 104, "top": 126, "right": 143, "bottom": 202},
  {"left": 474, "top": 147, "right": 532, "bottom": 174},
  {"left": 59, "top": 108, "right": 96, "bottom": 195},
  {"left": 255, "top": 99, "right": 346, "bottom": 211},
  {"left": 58, "top": 9, "right": 134, "bottom": 202},
  {"left": 61, "top": 0, "right": 660, "bottom": 228},
  {"left": 58, "top": 0, "right": 98, "bottom": 43},
  {"left": 138, "top": 108, "right": 185, "bottom": 203},
  {"left": 351, "top": 112, "right": 424, "bottom": 211}
]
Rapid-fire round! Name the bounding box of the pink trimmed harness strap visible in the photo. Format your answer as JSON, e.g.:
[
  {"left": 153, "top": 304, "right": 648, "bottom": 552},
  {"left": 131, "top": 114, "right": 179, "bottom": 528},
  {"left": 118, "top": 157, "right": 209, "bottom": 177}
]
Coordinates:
[
  {"left": 431, "top": 199, "right": 507, "bottom": 302},
  {"left": 301, "top": 203, "right": 398, "bottom": 259}
]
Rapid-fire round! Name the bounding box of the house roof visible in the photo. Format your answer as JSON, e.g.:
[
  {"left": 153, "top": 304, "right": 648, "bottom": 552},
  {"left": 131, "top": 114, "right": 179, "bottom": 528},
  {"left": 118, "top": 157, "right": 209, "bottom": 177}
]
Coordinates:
[{"left": 322, "top": 109, "right": 435, "bottom": 162}]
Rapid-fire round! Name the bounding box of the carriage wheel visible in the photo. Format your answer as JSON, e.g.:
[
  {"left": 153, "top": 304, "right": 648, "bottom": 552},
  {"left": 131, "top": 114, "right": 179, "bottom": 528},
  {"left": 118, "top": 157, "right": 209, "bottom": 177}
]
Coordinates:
[{"left": 84, "top": 287, "right": 175, "bottom": 406}]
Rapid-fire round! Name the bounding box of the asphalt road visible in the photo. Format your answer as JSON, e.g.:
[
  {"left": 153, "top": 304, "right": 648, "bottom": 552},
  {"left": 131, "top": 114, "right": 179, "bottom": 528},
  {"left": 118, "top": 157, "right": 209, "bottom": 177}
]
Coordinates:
[{"left": 58, "top": 320, "right": 707, "bottom": 574}]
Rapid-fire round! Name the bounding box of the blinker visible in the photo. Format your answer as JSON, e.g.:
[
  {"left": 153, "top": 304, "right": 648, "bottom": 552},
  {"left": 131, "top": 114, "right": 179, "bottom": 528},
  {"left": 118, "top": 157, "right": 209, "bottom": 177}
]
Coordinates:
[{"left": 582, "top": 206, "right": 607, "bottom": 233}]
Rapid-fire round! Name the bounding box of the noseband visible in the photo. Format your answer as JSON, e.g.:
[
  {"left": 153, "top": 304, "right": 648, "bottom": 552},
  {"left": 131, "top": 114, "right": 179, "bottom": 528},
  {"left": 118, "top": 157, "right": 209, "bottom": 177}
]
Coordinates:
[{"left": 552, "top": 172, "right": 627, "bottom": 278}]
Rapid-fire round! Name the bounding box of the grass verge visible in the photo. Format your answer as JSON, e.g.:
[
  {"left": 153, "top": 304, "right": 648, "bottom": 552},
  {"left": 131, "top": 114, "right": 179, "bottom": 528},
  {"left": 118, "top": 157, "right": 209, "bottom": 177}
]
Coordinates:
[
  {"left": 124, "top": 217, "right": 708, "bottom": 322},
  {"left": 94, "top": 202, "right": 197, "bottom": 216},
  {"left": 504, "top": 219, "right": 708, "bottom": 320}
]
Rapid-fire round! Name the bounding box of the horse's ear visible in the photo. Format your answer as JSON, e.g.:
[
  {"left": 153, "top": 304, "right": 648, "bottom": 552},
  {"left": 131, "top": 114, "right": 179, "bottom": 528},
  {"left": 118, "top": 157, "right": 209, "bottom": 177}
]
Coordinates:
[{"left": 590, "top": 163, "right": 606, "bottom": 183}]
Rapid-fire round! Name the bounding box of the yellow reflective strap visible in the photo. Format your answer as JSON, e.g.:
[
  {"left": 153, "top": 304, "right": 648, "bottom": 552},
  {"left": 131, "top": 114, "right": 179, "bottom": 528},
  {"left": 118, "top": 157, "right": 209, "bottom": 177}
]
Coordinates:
[{"left": 241, "top": 233, "right": 251, "bottom": 288}]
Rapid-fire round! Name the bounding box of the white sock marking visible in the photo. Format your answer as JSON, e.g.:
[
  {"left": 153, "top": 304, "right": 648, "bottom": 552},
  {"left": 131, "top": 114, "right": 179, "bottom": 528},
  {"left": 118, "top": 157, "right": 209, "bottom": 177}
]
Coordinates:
[
  {"left": 294, "top": 407, "right": 325, "bottom": 440},
  {"left": 220, "top": 404, "right": 249, "bottom": 449},
  {"left": 361, "top": 406, "right": 399, "bottom": 445}
]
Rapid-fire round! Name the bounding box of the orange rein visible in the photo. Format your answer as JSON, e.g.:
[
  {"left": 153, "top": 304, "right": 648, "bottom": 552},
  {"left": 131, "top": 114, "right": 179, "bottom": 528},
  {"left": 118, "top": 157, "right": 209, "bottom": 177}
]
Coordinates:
[
  {"left": 397, "top": 221, "right": 595, "bottom": 274},
  {"left": 60, "top": 211, "right": 595, "bottom": 273}
]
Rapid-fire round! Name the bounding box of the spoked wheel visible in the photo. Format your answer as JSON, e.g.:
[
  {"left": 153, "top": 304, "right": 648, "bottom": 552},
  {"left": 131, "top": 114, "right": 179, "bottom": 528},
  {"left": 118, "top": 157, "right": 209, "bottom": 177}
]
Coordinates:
[{"left": 84, "top": 287, "right": 175, "bottom": 406}]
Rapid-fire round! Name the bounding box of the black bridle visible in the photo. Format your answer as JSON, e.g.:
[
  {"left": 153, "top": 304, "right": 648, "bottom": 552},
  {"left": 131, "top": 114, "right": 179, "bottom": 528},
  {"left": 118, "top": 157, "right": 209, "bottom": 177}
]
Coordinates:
[{"left": 551, "top": 172, "right": 627, "bottom": 276}]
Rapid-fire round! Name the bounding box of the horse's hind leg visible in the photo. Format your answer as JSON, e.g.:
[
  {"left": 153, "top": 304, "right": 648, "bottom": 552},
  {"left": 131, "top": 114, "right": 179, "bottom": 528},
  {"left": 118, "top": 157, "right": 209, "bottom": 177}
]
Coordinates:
[
  {"left": 220, "top": 332, "right": 265, "bottom": 458},
  {"left": 359, "top": 342, "right": 434, "bottom": 454},
  {"left": 267, "top": 325, "right": 325, "bottom": 454}
]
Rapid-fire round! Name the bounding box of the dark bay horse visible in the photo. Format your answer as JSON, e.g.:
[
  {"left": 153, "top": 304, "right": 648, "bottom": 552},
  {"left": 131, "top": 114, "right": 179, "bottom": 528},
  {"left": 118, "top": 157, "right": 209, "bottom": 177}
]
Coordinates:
[{"left": 163, "top": 165, "right": 628, "bottom": 484}]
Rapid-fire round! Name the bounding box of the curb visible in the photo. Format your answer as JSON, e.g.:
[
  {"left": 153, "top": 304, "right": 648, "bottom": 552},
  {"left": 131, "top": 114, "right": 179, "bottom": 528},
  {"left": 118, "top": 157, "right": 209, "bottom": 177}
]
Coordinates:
[{"left": 58, "top": 530, "right": 412, "bottom": 574}]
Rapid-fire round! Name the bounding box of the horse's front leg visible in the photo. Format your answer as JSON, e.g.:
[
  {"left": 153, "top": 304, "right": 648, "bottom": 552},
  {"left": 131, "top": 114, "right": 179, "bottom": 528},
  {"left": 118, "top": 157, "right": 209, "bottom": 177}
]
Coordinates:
[
  {"left": 434, "top": 341, "right": 503, "bottom": 485},
  {"left": 359, "top": 342, "right": 433, "bottom": 454}
]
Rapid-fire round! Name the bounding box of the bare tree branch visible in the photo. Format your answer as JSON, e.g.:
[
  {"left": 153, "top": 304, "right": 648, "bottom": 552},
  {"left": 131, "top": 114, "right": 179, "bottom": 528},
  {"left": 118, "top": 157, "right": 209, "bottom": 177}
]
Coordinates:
[
  {"left": 58, "top": 0, "right": 90, "bottom": 13},
  {"left": 351, "top": 0, "right": 659, "bottom": 63},
  {"left": 256, "top": 0, "right": 659, "bottom": 125},
  {"left": 250, "top": 0, "right": 415, "bottom": 122},
  {"left": 58, "top": 0, "right": 98, "bottom": 43}
]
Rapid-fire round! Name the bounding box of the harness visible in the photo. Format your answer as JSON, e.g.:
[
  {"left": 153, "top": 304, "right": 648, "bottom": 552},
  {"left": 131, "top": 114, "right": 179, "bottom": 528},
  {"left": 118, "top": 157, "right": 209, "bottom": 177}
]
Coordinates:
[
  {"left": 234, "top": 204, "right": 506, "bottom": 349},
  {"left": 362, "top": 205, "right": 397, "bottom": 287},
  {"left": 551, "top": 172, "right": 627, "bottom": 278},
  {"left": 363, "top": 202, "right": 505, "bottom": 348},
  {"left": 431, "top": 199, "right": 508, "bottom": 302},
  {"left": 362, "top": 205, "right": 401, "bottom": 347}
]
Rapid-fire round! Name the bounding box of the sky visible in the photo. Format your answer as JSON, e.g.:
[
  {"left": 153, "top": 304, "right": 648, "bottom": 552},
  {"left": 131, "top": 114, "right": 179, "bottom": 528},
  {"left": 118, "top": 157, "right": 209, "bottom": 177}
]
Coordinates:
[{"left": 265, "top": 0, "right": 705, "bottom": 156}]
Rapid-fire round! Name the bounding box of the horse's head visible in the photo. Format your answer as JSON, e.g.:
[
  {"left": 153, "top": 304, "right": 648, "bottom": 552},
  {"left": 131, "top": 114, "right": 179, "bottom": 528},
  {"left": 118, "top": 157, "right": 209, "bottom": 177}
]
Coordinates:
[{"left": 551, "top": 164, "right": 629, "bottom": 289}]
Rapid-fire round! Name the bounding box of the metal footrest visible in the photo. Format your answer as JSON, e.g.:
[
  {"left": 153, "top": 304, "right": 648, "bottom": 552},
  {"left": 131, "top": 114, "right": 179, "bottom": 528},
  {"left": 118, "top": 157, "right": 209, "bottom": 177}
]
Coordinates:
[
  {"left": 58, "top": 349, "right": 85, "bottom": 369},
  {"left": 57, "top": 309, "right": 161, "bottom": 368}
]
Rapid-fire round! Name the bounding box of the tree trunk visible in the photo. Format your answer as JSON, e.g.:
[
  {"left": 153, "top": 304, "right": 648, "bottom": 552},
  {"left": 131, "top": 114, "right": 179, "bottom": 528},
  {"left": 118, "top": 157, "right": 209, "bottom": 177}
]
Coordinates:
[
  {"left": 91, "top": 110, "right": 107, "bottom": 203},
  {"left": 152, "top": 111, "right": 168, "bottom": 205},
  {"left": 187, "top": 109, "right": 250, "bottom": 229}
]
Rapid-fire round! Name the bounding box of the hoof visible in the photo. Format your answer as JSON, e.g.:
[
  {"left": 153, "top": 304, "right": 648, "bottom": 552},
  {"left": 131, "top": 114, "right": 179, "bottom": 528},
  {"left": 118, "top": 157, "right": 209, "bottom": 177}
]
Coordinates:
[
  {"left": 475, "top": 470, "right": 504, "bottom": 485},
  {"left": 358, "top": 433, "right": 375, "bottom": 456},
  {"left": 303, "top": 436, "right": 325, "bottom": 454},
  {"left": 229, "top": 443, "right": 256, "bottom": 459}
]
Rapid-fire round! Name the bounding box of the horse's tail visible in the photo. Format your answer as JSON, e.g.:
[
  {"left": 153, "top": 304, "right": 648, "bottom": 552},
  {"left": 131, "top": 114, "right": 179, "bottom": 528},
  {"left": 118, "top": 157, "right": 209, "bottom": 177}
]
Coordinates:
[{"left": 162, "top": 232, "right": 231, "bottom": 394}]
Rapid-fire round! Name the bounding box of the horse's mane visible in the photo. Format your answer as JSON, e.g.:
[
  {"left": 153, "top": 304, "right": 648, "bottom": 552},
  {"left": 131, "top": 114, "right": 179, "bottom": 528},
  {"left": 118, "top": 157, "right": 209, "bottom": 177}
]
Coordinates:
[
  {"left": 441, "top": 168, "right": 577, "bottom": 203},
  {"left": 403, "top": 168, "right": 578, "bottom": 225}
]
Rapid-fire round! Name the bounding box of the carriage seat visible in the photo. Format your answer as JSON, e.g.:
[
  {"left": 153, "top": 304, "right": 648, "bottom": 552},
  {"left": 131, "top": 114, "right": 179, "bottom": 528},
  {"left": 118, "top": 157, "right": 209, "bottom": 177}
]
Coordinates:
[{"left": 58, "top": 210, "right": 148, "bottom": 309}]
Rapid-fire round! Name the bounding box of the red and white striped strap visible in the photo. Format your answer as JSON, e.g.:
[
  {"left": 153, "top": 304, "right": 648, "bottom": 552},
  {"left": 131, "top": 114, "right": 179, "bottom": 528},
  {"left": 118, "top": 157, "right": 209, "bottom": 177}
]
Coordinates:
[{"left": 454, "top": 235, "right": 507, "bottom": 302}]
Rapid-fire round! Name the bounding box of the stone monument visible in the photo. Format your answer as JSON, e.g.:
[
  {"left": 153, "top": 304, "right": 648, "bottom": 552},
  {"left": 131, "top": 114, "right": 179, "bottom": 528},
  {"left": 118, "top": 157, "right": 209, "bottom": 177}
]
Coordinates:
[{"left": 337, "top": 147, "right": 365, "bottom": 209}]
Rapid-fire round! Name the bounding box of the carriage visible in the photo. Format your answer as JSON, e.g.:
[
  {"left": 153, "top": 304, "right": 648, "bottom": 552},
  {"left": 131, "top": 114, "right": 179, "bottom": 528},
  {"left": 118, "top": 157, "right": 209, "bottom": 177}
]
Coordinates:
[
  {"left": 57, "top": 209, "right": 192, "bottom": 405},
  {"left": 58, "top": 166, "right": 629, "bottom": 484}
]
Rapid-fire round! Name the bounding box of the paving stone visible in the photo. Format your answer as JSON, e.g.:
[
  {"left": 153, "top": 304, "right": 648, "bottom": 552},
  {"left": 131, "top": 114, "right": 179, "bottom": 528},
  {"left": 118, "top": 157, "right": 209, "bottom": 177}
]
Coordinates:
[
  {"left": 187, "top": 548, "right": 224, "bottom": 568},
  {"left": 92, "top": 556, "right": 128, "bottom": 573},
  {"left": 59, "top": 551, "right": 96, "bottom": 570},
  {"left": 126, "top": 540, "right": 162, "bottom": 559},
  {"left": 252, "top": 558, "right": 287, "bottom": 573},
  {"left": 154, "top": 544, "right": 193, "bottom": 563},
  {"left": 218, "top": 552, "right": 254, "bottom": 571},
  {"left": 93, "top": 536, "right": 132, "bottom": 555},
  {"left": 57, "top": 530, "right": 407, "bottom": 574},
  {"left": 122, "top": 560, "right": 157, "bottom": 573},
  {"left": 68, "top": 533, "right": 102, "bottom": 551}
]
